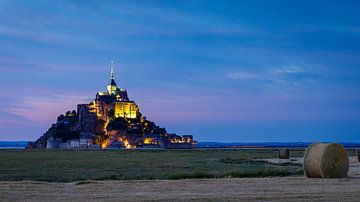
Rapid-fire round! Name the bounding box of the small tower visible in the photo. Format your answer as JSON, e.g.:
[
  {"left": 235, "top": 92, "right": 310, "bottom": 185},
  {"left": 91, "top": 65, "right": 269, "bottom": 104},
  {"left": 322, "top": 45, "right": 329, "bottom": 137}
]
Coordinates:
[{"left": 107, "top": 61, "right": 118, "bottom": 95}]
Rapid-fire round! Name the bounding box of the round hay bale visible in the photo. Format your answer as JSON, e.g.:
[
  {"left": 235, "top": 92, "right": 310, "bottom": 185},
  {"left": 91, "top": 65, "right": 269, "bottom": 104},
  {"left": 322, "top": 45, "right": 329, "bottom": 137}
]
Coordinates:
[
  {"left": 277, "top": 149, "right": 290, "bottom": 159},
  {"left": 356, "top": 148, "right": 360, "bottom": 162},
  {"left": 303, "top": 142, "right": 349, "bottom": 178}
]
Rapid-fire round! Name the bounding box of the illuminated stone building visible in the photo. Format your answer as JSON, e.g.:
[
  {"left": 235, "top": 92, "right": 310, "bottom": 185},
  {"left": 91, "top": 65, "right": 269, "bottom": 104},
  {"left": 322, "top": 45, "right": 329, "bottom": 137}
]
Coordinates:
[
  {"left": 93, "top": 61, "right": 139, "bottom": 122},
  {"left": 35, "top": 61, "right": 197, "bottom": 149}
]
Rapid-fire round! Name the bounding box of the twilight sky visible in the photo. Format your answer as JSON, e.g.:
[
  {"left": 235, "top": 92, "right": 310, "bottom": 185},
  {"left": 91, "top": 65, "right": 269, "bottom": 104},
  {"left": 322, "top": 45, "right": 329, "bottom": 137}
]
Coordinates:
[{"left": 0, "top": 0, "right": 359, "bottom": 142}]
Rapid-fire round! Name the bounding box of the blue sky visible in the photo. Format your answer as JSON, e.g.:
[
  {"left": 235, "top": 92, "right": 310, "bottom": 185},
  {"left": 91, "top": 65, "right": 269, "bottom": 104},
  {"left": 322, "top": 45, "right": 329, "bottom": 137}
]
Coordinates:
[{"left": 0, "top": 0, "right": 359, "bottom": 142}]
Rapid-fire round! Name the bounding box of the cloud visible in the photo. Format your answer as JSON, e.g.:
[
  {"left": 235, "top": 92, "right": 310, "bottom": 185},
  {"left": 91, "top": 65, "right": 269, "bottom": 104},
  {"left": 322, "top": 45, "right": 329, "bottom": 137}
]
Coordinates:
[
  {"left": 0, "top": 0, "right": 261, "bottom": 54},
  {"left": 286, "top": 24, "right": 360, "bottom": 36},
  {"left": 275, "top": 65, "right": 304, "bottom": 74},
  {"left": 224, "top": 64, "right": 315, "bottom": 88},
  {"left": 0, "top": 87, "right": 95, "bottom": 140},
  {"left": 8, "top": 94, "right": 90, "bottom": 124},
  {"left": 225, "top": 71, "right": 263, "bottom": 80},
  {"left": 0, "top": 110, "right": 33, "bottom": 127}
]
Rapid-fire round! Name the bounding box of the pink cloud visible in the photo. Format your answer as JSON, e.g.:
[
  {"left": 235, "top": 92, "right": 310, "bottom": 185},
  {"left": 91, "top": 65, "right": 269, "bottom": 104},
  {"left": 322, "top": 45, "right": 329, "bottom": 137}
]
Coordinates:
[{"left": 9, "top": 94, "right": 89, "bottom": 124}]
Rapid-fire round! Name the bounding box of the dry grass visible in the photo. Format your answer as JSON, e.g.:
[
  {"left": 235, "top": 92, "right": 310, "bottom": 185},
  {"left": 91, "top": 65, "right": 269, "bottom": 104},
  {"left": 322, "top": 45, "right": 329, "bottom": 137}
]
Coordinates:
[{"left": 1, "top": 177, "right": 360, "bottom": 201}]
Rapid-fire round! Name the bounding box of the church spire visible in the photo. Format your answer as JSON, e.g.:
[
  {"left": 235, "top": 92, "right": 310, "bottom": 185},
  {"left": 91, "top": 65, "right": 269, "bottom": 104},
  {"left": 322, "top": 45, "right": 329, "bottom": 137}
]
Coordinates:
[
  {"left": 107, "top": 60, "right": 117, "bottom": 95},
  {"left": 110, "top": 60, "right": 115, "bottom": 80}
]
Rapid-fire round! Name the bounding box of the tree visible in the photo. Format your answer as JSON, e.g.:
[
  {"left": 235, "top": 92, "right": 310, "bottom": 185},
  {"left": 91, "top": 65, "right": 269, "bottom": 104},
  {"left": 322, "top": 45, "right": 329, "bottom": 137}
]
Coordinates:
[
  {"left": 106, "top": 117, "right": 127, "bottom": 131},
  {"left": 57, "top": 114, "right": 65, "bottom": 122}
]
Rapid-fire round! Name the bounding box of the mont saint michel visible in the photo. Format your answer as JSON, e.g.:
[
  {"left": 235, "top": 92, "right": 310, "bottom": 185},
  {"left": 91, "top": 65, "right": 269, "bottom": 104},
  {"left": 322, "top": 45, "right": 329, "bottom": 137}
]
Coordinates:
[
  {"left": 1, "top": 1, "right": 360, "bottom": 201},
  {"left": 28, "top": 62, "right": 197, "bottom": 149}
]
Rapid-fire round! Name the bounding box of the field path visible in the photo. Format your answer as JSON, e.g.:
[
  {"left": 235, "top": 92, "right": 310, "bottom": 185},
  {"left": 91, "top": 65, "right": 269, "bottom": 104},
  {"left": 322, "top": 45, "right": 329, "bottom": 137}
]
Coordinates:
[{"left": 1, "top": 177, "right": 360, "bottom": 201}]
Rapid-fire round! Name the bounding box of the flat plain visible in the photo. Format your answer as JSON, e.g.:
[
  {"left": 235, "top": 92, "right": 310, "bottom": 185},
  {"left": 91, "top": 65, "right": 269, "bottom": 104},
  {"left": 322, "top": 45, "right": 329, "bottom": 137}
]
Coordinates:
[{"left": 1, "top": 149, "right": 359, "bottom": 201}]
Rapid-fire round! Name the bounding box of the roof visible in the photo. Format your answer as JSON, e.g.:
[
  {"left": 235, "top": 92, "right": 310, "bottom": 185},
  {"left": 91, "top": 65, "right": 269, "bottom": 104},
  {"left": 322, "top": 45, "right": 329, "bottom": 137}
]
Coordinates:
[{"left": 110, "top": 79, "right": 117, "bottom": 86}]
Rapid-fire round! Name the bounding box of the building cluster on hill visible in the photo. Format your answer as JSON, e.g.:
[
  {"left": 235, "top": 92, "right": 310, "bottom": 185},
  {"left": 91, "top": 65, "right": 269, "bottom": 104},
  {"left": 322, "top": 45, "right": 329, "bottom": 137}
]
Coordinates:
[{"left": 28, "top": 62, "right": 197, "bottom": 149}]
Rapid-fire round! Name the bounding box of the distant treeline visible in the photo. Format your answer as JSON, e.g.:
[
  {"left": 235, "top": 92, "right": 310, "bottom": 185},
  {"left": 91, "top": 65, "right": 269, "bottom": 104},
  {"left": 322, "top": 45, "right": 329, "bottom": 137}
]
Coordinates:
[
  {"left": 1, "top": 141, "right": 360, "bottom": 149},
  {"left": 197, "top": 142, "right": 360, "bottom": 148}
]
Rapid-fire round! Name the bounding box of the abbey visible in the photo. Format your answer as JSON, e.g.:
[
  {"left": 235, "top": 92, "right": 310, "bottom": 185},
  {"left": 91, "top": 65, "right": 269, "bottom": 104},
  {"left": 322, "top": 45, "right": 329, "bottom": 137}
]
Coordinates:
[
  {"left": 95, "top": 61, "right": 139, "bottom": 120},
  {"left": 31, "top": 62, "right": 197, "bottom": 149}
]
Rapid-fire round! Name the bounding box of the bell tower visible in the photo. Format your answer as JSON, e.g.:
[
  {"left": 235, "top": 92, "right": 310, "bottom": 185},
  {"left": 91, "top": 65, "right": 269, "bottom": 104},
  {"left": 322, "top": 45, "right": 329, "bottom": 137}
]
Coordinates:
[{"left": 107, "top": 61, "right": 117, "bottom": 95}]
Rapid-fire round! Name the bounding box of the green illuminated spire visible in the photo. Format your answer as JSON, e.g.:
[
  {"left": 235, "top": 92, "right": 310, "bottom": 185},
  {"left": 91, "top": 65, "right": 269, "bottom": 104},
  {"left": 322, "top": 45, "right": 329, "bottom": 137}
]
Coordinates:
[
  {"left": 110, "top": 60, "right": 115, "bottom": 80},
  {"left": 107, "top": 61, "right": 117, "bottom": 95}
]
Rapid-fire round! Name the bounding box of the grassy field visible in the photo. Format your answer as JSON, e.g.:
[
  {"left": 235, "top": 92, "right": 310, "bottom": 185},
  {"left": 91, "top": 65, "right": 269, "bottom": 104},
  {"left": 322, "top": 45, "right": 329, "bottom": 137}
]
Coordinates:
[{"left": 0, "top": 148, "right": 306, "bottom": 182}]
